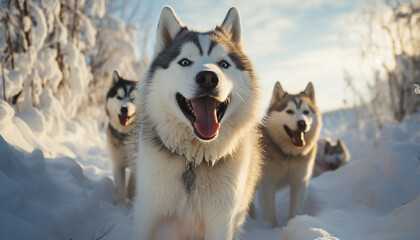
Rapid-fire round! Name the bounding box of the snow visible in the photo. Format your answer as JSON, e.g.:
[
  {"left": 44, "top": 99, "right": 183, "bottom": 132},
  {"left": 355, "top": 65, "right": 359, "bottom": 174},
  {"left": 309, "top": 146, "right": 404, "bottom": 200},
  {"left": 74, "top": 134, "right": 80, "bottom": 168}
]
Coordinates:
[
  {"left": 23, "top": 16, "right": 31, "bottom": 33},
  {"left": 89, "top": 0, "right": 106, "bottom": 18},
  {"left": 0, "top": 98, "right": 419, "bottom": 239},
  {"left": 29, "top": 2, "right": 48, "bottom": 52},
  {"left": 36, "top": 48, "right": 62, "bottom": 91},
  {"left": 2, "top": 70, "right": 24, "bottom": 99}
]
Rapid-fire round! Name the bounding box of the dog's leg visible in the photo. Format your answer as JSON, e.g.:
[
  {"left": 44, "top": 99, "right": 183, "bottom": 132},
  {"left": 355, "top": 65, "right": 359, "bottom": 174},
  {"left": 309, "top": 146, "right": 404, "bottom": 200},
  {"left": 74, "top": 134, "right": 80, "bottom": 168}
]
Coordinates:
[
  {"left": 204, "top": 215, "right": 234, "bottom": 240},
  {"left": 259, "top": 184, "right": 278, "bottom": 227},
  {"left": 247, "top": 199, "right": 256, "bottom": 219},
  {"left": 132, "top": 200, "right": 161, "bottom": 240},
  {"left": 288, "top": 179, "right": 308, "bottom": 220},
  {"left": 112, "top": 164, "right": 127, "bottom": 206},
  {"left": 127, "top": 169, "right": 136, "bottom": 203},
  {"left": 232, "top": 210, "right": 247, "bottom": 240}
]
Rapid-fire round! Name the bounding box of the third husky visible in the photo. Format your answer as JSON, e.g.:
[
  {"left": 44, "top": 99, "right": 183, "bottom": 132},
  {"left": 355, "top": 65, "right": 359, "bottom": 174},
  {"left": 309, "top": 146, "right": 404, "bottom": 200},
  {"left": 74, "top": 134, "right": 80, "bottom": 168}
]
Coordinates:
[
  {"left": 257, "top": 81, "right": 322, "bottom": 227},
  {"left": 312, "top": 137, "right": 350, "bottom": 178}
]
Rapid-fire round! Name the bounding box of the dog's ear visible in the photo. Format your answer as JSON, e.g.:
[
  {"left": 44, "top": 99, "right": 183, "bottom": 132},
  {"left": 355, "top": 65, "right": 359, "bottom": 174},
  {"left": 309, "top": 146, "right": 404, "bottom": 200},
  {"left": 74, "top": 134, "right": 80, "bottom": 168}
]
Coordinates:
[
  {"left": 154, "top": 6, "right": 183, "bottom": 57},
  {"left": 221, "top": 7, "right": 242, "bottom": 47},
  {"left": 113, "top": 71, "right": 121, "bottom": 84},
  {"left": 270, "top": 81, "right": 286, "bottom": 106},
  {"left": 337, "top": 139, "right": 344, "bottom": 150},
  {"left": 304, "top": 82, "right": 315, "bottom": 101},
  {"left": 324, "top": 140, "right": 331, "bottom": 152}
]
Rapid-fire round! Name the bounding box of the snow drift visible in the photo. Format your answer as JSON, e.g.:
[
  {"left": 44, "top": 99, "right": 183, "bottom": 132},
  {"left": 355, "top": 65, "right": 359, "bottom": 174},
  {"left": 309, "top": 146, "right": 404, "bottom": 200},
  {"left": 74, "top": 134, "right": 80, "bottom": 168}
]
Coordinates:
[{"left": 1, "top": 100, "right": 419, "bottom": 239}]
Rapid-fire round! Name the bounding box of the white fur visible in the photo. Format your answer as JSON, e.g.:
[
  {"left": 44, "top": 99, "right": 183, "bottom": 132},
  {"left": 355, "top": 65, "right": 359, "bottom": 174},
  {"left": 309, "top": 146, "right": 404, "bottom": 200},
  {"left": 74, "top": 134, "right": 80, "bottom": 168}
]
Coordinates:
[
  {"left": 153, "top": 7, "right": 183, "bottom": 57},
  {"left": 141, "top": 32, "right": 254, "bottom": 165},
  {"left": 132, "top": 6, "right": 262, "bottom": 240},
  {"left": 106, "top": 88, "right": 136, "bottom": 133},
  {"left": 257, "top": 82, "right": 321, "bottom": 227},
  {"left": 106, "top": 85, "right": 137, "bottom": 206}
]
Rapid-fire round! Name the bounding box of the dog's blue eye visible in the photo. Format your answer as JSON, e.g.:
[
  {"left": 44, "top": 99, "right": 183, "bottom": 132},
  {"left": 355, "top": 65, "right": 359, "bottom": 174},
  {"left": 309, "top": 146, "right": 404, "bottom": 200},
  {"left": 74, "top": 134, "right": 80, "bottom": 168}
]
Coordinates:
[
  {"left": 303, "top": 110, "right": 309, "bottom": 115},
  {"left": 286, "top": 109, "right": 294, "bottom": 114},
  {"left": 178, "top": 58, "right": 192, "bottom": 67},
  {"left": 219, "top": 60, "right": 230, "bottom": 69}
]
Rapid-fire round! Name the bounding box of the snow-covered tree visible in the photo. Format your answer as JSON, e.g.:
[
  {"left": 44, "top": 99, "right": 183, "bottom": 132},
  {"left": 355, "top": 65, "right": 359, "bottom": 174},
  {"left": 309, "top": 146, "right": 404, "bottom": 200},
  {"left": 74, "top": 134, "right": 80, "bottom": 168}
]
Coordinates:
[
  {"left": 345, "top": 0, "right": 420, "bottom": 129},
  {"left": 0, "top": 0, "right": 148, "bottom": 135}
]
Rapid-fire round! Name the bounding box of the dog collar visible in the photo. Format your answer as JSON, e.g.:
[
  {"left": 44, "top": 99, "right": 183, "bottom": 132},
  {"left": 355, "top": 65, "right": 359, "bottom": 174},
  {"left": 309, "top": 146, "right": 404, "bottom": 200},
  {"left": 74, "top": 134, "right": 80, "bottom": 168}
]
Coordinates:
[{"left": 109, "top": 124, "right": 129, "bottom": 141}]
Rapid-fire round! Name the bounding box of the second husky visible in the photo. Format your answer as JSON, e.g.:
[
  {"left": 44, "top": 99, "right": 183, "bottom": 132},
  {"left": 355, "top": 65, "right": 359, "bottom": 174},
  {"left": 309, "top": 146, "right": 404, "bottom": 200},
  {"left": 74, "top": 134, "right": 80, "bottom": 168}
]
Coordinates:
[
  {"left": 106, "top": 71, "right": 137, "bottom": 206},
  {"left": 257, "top": 81, "right": 322, "bottom": 227}
]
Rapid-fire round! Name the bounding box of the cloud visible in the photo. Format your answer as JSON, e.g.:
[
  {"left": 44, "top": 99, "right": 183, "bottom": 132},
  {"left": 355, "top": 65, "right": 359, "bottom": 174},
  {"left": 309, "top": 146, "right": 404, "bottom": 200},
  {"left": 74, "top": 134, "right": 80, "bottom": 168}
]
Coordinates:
[
  {"left": 257, "top": 46, "right": 363, "bottom": 112},
  {"left": 148, "top": 0, "right": 365, "bottom": 112},
  {"left": 153, "top": 1, "right": 298, "bottom": 57},
  {"left": 242, "top": 11, "right": 296, "bottom": 57},
  {"left": 229, "top": 0, "right": 348, "bottom": 10}
]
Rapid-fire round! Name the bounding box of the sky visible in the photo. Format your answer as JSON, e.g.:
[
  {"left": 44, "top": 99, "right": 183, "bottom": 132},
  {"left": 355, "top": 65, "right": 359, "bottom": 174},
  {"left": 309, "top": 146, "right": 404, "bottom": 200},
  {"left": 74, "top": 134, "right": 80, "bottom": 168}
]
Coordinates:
[{"left": 128, "top": 0, "right": 366, "bottom": 113}]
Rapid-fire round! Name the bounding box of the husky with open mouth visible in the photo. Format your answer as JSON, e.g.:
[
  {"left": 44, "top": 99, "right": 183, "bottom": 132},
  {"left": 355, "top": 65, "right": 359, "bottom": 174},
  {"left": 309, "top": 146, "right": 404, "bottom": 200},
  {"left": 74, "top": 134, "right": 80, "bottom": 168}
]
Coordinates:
[
  {"left": 106, "top": 71, "right": 137, "bottom": 206},
  {"left": 256, "top": 81, "right": 321, "bottom": 227},
  {"left": 131, "top": 6, "right": 262, "bottom": 240}
]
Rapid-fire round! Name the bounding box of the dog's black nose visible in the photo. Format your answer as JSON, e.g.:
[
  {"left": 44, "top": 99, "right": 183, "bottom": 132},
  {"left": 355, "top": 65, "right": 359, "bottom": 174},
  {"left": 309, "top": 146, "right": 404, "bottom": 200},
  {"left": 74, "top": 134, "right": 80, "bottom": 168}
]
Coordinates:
[
  {"left": 121, "top": 107, "right": 128, "bottom": 114},
  {"left": 297, "top": 120, "right": 306, "bottom": 131},
  {"left": 196, "top": 71, "right": 218, "bottom": 90}
]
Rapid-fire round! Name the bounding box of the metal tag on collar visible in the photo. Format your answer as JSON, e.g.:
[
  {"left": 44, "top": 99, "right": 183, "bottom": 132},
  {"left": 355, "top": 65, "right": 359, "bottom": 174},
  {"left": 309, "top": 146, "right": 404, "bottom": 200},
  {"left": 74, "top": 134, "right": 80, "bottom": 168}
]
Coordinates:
[{"left": 183, "top": 160, "right": 196, "bottom": 193}]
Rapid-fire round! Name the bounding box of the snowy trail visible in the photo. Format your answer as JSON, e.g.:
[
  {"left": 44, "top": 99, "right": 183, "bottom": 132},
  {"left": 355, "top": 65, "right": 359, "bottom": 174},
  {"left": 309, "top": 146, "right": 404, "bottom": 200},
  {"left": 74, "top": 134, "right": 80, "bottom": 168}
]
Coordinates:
[
  {"left": 1, "top": 100, "right": 420, "bottom": 240},
  {"left": 0, "top": 101, "right": 134, "bottom": 240}
]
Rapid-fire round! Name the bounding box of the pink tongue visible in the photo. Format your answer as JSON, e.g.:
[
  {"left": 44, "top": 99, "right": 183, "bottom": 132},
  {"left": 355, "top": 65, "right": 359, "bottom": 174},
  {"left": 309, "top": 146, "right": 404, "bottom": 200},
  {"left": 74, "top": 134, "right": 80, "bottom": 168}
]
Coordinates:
[
  {"left": 191, "top": 97, "right": 220, "bottom": 139},
  {"left": 291, "top": 131, "right": 305, "bottom": 148}
]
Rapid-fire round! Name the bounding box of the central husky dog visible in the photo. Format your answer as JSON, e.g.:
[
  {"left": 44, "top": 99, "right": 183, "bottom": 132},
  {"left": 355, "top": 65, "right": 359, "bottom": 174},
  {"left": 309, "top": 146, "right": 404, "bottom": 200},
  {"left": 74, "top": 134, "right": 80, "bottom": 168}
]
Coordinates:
[
  {"left": 132, "top": 6, "right": 262, "bottom": 240},
  {"left": 257, "top": 81, "right": 321, "bottom": 227},
  {"left": 106, "top": 71, "right": 137, "bottom": 206}
]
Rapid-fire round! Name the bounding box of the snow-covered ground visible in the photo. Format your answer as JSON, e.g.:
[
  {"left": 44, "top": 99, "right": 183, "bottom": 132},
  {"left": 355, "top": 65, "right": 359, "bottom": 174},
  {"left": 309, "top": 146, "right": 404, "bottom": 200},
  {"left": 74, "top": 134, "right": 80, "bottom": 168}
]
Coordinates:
[{"left": 1, "top": 100, "right": 419, "bottom": 240}]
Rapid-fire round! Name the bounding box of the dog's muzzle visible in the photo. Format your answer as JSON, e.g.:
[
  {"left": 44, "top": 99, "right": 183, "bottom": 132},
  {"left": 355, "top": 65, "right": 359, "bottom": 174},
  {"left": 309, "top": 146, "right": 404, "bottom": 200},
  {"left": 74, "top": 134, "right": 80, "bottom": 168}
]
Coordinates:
[{"left": 176, "top": 92, "right": 230, "bottom": 141}]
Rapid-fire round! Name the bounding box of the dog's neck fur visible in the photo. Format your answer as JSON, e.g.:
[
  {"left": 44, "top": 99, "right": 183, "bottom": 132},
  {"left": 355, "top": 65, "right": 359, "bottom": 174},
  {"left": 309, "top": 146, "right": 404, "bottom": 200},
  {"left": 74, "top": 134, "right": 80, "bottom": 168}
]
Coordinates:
[
  {"left": 140, "top": 114, "right": 258, "bottom": 166},
  {"left": 260, "top": 117, "right": 319, "bottom": 161},
  {"left": 136, "top": 105, "right": 259, "bottom": 166},
  {"left": 260, "top": 124, "right": 303, "bottom": 159},
  {"left": 108, "top": 124, "right": 130, "bottom": 142}
]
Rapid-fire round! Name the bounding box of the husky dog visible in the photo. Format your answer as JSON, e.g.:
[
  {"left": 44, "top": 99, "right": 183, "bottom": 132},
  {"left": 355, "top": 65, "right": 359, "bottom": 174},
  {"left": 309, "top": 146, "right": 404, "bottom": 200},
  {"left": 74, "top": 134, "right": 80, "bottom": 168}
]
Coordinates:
[
  {"left": 132, "top": 6, "right": 262, "bottom": 240},
  {"left": 257, "top": 81, "right": 321, "bottom": 227},
  {"left": 312, "top": 137, "right": 350, "bottom": 178},
  {"left": 106, "top": 71, "right": 137, "bottom": 206}
]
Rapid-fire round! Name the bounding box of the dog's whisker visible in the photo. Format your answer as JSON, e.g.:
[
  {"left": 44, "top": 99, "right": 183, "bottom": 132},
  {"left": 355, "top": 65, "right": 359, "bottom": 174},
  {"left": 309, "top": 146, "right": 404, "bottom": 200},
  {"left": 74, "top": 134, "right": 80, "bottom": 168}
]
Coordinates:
[{"left": 233, "top": 89, "right": 246, "bottom": 104}]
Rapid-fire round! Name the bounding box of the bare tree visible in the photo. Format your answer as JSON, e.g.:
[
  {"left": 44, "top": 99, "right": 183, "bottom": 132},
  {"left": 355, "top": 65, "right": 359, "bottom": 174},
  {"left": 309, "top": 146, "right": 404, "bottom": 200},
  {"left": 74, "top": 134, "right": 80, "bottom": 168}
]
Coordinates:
[{"left": 347, "top": 0, "right": 420, "bottom": 128}]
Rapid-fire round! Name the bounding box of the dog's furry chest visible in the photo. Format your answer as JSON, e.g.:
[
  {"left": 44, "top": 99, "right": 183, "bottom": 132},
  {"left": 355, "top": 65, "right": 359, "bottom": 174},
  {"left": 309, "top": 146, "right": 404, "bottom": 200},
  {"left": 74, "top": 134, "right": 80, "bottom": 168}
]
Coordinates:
[
  {"left": 262, "top": 132, "right": 316, "bottom": 184},
  {"left": 135, "top": 133, "right": 260, "bottom": 238},
  {"left": 137, "top": 139, "right": 248, "bottom": 200},
  {"left": 106, "top": 124, "right": 132, "bottom": 165}
]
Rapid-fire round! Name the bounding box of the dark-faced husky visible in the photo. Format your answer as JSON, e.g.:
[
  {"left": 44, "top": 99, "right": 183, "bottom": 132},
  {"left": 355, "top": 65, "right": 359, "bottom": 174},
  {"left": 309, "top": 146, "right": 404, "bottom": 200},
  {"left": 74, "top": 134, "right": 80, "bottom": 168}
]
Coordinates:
[
  {"left": 257, "top": 81, "right": 322, "bottom": 227},
  {"left": 132, "top": 6, "right": 262, "bottom": 240},
  {"left": 106, "top": 71, "right": 137, "bottom": 206},
  {"left": 312, "top": 137, "right": 350, "bottom": 178}
]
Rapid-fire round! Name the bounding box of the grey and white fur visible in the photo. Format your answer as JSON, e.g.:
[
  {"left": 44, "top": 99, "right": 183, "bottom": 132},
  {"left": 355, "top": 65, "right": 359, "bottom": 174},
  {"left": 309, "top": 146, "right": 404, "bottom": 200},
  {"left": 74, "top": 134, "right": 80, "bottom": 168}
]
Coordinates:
[
  {"left": 312, "top": 137, "right": 350, "bottom": 178},
  {"left": 132, "top": 6, "right": 263, "bottom": 240},
  {"left": 254, "top": 81, "right": 322, "bottom": 227},
  {"left": 106, "top": 71, "right": 137, "bottom": 206}
]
